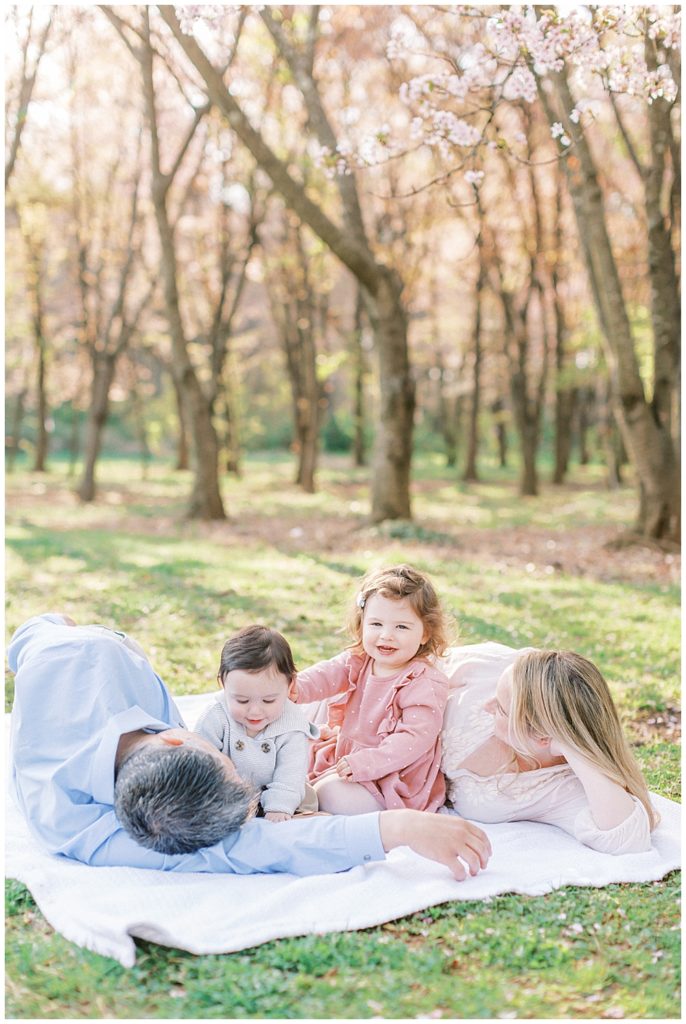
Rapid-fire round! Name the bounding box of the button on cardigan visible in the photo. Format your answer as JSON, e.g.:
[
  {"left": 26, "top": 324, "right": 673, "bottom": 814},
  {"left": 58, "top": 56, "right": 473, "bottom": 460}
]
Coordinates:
[{"left": 195, "top": 699, "right": 319, "bottom": 814}]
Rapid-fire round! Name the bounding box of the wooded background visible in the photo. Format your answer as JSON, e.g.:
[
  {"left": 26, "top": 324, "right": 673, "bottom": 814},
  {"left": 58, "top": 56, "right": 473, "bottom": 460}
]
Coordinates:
[{"left": 5, "top": 5, "right": 680, "bottom": 541}]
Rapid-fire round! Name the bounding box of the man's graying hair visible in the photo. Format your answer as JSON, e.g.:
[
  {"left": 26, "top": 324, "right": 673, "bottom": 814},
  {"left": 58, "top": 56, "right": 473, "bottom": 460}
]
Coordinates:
[{"left": 114, "top": 745, "right": 258, "bottom": 854}]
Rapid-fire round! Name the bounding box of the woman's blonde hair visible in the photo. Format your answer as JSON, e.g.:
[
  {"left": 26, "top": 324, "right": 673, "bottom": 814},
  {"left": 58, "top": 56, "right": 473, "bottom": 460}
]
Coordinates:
[
  {"left": 347, "top": 564, "right": 452, "bottom": 659},
  {"left": 509, "top": 650, "right": 658, "bottom": 830}
]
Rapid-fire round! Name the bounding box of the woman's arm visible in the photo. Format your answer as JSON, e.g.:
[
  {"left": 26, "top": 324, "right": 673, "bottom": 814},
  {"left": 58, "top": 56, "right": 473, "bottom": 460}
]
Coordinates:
[{"left": 551, "top": 741, "right": 637, "bottom": 830}]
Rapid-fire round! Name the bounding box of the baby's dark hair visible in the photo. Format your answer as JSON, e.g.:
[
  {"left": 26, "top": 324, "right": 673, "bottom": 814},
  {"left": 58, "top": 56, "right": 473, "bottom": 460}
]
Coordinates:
[
  {"left": 348, "top": 564, "right": 452, "bottom": 659},
  {"left": 218, "top": 624, "right": 297, "bottom": 684}
]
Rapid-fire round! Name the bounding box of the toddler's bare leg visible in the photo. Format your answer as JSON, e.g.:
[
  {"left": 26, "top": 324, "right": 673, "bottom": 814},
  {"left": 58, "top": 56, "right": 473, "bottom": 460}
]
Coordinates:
[{"left": 313, "top": 776, "right": 384, "bottom": 814}]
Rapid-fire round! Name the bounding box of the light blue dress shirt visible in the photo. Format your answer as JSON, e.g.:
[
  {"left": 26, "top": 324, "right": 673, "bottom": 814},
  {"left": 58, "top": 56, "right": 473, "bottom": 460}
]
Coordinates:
[{"left": 8, "top": 615, "right": 385, "bottom": 874}]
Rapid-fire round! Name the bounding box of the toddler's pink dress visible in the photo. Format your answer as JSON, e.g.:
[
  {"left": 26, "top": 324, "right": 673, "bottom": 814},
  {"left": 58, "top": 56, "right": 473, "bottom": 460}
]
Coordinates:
[{"left": 296, "top": 651, "right": 448, "bottom": 812}]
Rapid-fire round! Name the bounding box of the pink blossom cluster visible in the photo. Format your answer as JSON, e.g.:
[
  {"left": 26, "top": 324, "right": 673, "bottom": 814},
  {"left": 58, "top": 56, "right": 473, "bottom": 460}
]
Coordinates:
[
  {"left": 502, "top": 66, "right": 538, "bottom": 103},
  {"left": 391, "top": 5, "right": 678, "bottom": 164},
  {"left": 486, "top": 5, "right": 680, "bottom": 102},
  {"left": 605, "top": 45, "right": 678, "bottom": 103}
]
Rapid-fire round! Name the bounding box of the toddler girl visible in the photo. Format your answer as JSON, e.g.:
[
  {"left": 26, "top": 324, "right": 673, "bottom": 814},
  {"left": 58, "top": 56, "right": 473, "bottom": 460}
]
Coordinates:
[
  {"left": 295, "top": 564, "right": 451, "bottom": 814},
  {"left": 196, "top": 625, "right": 319, "bottom": 822}
]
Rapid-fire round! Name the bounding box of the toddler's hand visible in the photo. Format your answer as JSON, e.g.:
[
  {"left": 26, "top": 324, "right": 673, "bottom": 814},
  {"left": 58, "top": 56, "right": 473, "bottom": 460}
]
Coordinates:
[
  {"left": 335, "top": 757, "right": 353, "bottom": 779},
  {"left": 264, "top": 811, "right": 293, "bottom": 823}
]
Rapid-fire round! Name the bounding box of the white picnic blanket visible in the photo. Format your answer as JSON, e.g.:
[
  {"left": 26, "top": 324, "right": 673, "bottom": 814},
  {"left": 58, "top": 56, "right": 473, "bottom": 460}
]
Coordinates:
[{"left": 5, "top": 698, "right": 681, "bottom": 968}]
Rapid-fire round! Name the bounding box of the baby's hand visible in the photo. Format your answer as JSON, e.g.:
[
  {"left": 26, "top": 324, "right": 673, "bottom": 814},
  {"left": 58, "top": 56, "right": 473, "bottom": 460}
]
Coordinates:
[
  {"left": 264, "top": 811, "right": 293, "bottom": 823},
  {"left": 335, "top": 757, "right": 353, "bottom": 780}
]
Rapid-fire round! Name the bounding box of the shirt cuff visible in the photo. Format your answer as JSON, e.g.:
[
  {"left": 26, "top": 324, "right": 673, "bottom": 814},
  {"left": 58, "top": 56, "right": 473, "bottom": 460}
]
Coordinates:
[
  {"left": 342, "top": 812, "right": 386, "bottom": 866},
  {"left": 574, "top": 797, "right": 652, "bottom": 855}
]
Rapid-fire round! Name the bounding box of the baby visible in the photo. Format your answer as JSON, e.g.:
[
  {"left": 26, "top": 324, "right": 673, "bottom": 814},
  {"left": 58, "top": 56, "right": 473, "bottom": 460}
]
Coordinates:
[{"left": 196, "top": 625, "right": 318, "bottom": 822}]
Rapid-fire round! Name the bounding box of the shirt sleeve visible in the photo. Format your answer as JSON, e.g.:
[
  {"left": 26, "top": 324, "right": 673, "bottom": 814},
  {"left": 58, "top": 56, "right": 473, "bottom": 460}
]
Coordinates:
[
  {"left": 524, "top": 774, "right": 654, "bottom": 855},
  {"left": 345, "top": 699, "right": 446, "bottom": 781},
  {"left": 571, "top": 797, "right": 653, "bottom": 854},
  {"left": 295, "top": 652, "right": 352, "bottom": 703},
  {"left": 260, "top": 732, "right": 310, "bottom": 814},
  {"left": 83, "top": 811, "right": 386, "bottom": 874}
]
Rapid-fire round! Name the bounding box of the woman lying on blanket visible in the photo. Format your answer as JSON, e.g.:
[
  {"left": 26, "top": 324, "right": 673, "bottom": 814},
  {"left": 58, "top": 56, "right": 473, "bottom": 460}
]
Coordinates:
[{"left": 439, "top": 646, "right": 658, "bottom": 855}]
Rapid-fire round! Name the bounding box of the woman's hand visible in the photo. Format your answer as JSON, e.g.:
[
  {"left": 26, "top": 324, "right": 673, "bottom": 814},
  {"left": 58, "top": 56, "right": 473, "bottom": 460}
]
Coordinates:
[
  {"left": 264, "top": 811, "right": 293, "bottom": 823},
  {"left": 335, "top": 757, "right": 353, "bottom": 779},
  {"left": 548, "top": 737, "right": 570, "bottom": 759}
]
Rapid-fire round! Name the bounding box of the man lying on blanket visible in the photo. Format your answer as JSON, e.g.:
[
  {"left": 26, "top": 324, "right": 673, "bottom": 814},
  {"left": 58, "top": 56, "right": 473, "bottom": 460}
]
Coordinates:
[{"left": 8, "top": 614, "right": 491, "bottom": 879}]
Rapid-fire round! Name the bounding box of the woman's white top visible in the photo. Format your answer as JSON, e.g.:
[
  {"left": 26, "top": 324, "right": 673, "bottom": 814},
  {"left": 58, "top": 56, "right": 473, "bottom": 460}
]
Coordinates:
[{"left": 436, "top": 644, "right": 652, "bottom": 855}]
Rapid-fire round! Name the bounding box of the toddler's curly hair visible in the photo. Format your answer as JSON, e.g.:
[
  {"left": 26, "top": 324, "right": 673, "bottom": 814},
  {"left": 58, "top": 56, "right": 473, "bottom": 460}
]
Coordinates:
[{"left": 347, "top": 564, "right": 452, "bottom": 659}]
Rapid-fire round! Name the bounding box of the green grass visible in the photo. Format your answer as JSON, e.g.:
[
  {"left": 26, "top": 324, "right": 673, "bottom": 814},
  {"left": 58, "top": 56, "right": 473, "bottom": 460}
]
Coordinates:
[{"left": 5, "top": 454, "right": 681, "bottom": 1018}]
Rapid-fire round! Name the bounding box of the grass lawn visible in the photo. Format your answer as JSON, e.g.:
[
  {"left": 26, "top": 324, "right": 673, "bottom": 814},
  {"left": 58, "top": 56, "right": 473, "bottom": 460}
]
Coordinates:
[{"left": 5, "top": 454, "right": 681, "bottom": 1019}]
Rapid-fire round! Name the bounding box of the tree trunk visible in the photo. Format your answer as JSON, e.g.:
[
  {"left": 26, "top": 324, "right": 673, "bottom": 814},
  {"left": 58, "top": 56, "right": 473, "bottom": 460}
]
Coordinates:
[
  {"left": 171, "top": 374, "right": 190, "bottom": 471},
  {"left": 440, "top": 384, "right": 460, "bottom": 471},
  {"left": 68, "top": 403, "right": 80, "bottom": 478},
  {"left": 160, "top": 7, "right": 414, "bottom": 522},
  {"left": 551, "top": 165, "right": 575, "bottom": 485},
  {"left": 32, "top": 272, "right": 49, "bottom": 473},
  {"left": 463, "top": 215, "right": 486, "bottom": 482},
  {"left": 6, "top": 388, "right": 27, "bottom": 472},
  {"left": 265, "top": 226, "right": 322, "bottom": 494},
  {"left": 129, "top": 377, "right": 151, "bottom": 480},
  {"left": 498, "top": 283, "right": 546, "bottom": 498},
  {"left": 576, "top": 386, "right": 593, "bottom": 465},
  {"left": 154, "top": 242, "right": 223, "bottom": 518},
  {"left": 644, "top": 33, "right": 680, "bottom": 449},
  {"left": 553, "top": 387, "right": 576, "bottom": 483},
  {"left": 539, "top": 63, "right": 679, "bottom": 540},
  {"left": 220, "top": 376, "right": 241, "bottom": 477},
  {"left": 520, "top": 419, "right": 539, "bottom": 496},
  {"left": 141, "top": 18, "right": 224, "bottom": 520},
  {"left": 491, "top": 397, "right": 508, "bottom": 468},
  {"left": 599, "top": 381, "right": 622, "bottom": 489},
  {"left": 78, "top": 353, "right": 116, "bottom": 502},
  {"left": 352, "top": 285, "right": 367, "bottom": 468},
  {"left": 462, "top": 277, "right": 483, "bottom": 482},
  {"left": 510, "top": 376, "right": 539, "bottom": 496},
  {"left": 367, "top": 270, "right": 414, "bottom": 521},
  {"left": 182, "top": 369, "right": 225, "bottom": 519}
]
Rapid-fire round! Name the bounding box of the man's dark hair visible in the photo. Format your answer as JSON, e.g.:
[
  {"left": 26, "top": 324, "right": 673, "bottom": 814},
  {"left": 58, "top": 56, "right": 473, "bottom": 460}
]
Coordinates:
[
  {"left": 114, "top": 745, "right": 258, "bottom": 855},
  {"left": 219, "top": 624, "right": 297, "bottom": 682}
]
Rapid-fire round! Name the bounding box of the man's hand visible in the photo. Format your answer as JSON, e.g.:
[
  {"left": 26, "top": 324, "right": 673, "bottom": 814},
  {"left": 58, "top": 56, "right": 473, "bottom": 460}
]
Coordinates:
[
  {"left": 335, "top": 757, "right": 353, "bottom": 779},
  {"left": 378, "top": 810, "right": 491, "bottom": 881}
]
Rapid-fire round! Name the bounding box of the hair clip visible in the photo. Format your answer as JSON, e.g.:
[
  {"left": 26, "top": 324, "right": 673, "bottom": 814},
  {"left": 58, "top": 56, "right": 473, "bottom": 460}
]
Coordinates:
[{"left": 356, "top": 592, "right": 366, "bottom": 609}]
